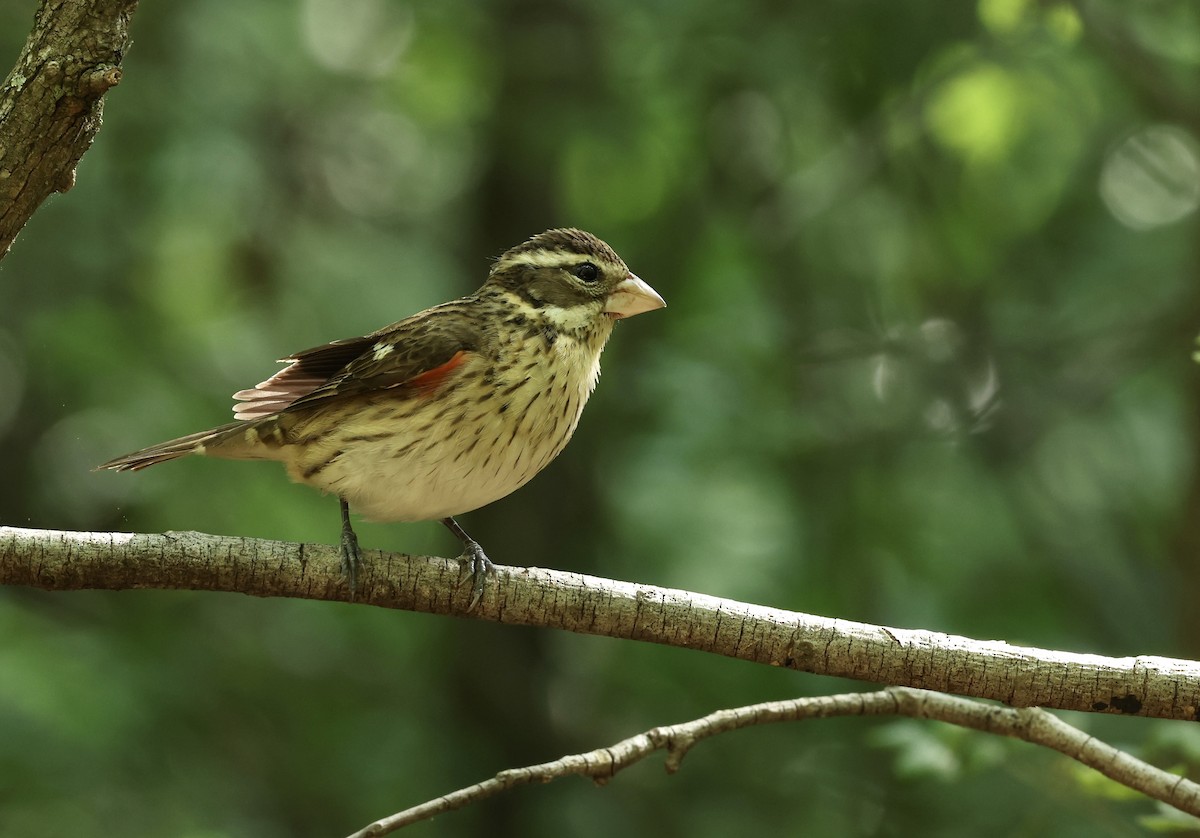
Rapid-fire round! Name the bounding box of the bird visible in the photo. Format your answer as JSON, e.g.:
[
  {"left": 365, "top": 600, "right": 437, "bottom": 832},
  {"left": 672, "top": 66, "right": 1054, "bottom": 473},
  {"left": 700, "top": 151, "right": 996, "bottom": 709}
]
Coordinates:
[{"left": 98, "top": 228, "right": 665, "bottom": 604}]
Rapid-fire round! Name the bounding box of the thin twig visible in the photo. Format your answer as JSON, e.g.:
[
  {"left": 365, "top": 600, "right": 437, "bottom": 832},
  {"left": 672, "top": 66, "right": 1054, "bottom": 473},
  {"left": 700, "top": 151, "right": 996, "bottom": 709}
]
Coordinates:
[{"left": 347, "top": 687, "right": 1200, "bottom": 836}]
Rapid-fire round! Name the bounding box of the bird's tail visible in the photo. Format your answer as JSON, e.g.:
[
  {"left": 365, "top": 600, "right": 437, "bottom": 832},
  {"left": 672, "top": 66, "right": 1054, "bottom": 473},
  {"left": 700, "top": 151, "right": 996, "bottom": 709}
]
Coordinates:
[{"left": 97, "top": 421, "right": 256, "bottom": 471}]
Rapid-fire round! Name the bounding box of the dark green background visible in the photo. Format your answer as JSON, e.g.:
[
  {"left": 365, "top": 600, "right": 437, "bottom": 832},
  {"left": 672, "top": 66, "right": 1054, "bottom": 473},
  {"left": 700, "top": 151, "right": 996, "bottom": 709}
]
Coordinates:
[{"left": 3, "top": 0, "right": 1200, "bottom": 835}]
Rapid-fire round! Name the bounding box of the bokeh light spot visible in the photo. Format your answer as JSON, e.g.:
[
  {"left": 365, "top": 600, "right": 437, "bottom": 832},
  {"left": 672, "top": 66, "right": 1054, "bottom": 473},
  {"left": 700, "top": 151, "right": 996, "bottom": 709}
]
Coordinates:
[
  {"left": 1100, "top": 124, "right": 1200, "bottom": 230},
  {"left": 925, "top": 63, "right": 1023, "bottom": 162}
]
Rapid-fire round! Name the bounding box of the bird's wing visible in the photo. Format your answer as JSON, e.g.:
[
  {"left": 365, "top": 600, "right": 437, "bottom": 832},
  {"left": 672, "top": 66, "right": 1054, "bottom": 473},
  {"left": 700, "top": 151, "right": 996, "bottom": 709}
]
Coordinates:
[
  {"left": 231, "top": 336, "right": 375, "bottom": 419},
  {"left": 232, "top": 305, "right": 480, "bottom": 420}
]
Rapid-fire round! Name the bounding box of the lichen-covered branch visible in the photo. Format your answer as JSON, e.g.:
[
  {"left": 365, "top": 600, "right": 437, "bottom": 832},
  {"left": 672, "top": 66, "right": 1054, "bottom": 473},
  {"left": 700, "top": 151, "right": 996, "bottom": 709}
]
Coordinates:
[
  {"left": 345, "top": 687, "right": 1200, "bottom": 836},
  {"left": 0, "top": 0, "right": 138, "bottom": 258},
  {"left": 4, "top": 525, "right": 1200, "bottom": 721}
]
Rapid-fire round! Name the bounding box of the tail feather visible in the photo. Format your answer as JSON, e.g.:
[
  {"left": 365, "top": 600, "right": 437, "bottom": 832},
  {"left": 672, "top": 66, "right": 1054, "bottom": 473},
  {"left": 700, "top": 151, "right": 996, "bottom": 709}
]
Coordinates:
[{"left": 97, "top": 421, "right": 249, "bottom": 471}]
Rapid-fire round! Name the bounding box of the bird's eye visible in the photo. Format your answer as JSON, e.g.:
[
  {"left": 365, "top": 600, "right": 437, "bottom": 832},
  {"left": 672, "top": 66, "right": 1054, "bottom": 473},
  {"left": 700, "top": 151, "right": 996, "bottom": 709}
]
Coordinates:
[{"left": 573, "top": 262, "right": 599, "bottom": 283}]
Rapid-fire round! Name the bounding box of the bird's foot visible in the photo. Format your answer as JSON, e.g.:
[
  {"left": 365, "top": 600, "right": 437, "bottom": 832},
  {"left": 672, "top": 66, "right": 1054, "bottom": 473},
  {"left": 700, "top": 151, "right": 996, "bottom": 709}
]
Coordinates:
[
  {"left": 339, "top": 527, "right": 363, "bottom": 599},
  {"left": 440, "top": 516, "right": 494, "bottom": 609},
  {"left": 457, "top": 539, "right": 494, "bottom": 610}
]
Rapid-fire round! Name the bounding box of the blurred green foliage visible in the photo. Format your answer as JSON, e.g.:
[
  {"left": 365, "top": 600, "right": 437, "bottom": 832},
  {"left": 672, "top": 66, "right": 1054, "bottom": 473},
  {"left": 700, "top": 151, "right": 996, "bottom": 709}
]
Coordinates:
[{"left": 2, "top": 0, "right": 1200, "bottom": 834}]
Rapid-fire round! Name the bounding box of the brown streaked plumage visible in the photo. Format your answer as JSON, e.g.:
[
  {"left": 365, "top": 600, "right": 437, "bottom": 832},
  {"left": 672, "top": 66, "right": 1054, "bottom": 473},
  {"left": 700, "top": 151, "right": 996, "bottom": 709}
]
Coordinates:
[{"left": 99, "top": 228, "right": 665, "bottom": 602}]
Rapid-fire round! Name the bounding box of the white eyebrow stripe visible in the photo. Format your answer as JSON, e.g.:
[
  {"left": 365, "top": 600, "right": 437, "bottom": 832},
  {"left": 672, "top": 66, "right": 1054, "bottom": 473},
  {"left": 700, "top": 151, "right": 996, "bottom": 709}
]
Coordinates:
[{"left": 494, "top": 249, "right": 603, "bottom": 272}]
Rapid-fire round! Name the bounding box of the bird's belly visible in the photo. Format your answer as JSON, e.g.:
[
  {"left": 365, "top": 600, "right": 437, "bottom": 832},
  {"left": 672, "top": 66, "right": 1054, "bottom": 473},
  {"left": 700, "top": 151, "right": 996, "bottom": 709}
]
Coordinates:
[
  {"left": 313, "top": 427, "right": 558, "bottom": 522},
  {"left": 285, "top": 367, "right": 592, "bottom": 522}
]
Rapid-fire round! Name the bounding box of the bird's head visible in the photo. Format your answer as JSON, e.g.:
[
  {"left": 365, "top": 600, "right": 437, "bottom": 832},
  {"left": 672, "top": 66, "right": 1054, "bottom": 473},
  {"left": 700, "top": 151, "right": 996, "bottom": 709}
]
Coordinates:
[{"left": 487, "top": 228, "right": 665, "bottom": 332}]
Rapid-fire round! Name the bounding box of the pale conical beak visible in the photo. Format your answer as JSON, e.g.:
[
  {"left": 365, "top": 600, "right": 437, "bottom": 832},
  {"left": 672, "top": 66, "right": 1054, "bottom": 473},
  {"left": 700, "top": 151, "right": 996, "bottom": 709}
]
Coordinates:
[{"left": 603, "top": 273, "right": 666, "bottom": 319}]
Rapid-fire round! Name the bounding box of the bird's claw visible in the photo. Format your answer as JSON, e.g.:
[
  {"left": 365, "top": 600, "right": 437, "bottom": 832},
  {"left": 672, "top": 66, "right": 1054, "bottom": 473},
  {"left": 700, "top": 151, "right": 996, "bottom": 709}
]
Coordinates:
[
  {"left": 458, "top": 540, "right": 494, "bottom": 610},
  {"left": 340, "top": 526, "right": 362, "bottom": 599}
]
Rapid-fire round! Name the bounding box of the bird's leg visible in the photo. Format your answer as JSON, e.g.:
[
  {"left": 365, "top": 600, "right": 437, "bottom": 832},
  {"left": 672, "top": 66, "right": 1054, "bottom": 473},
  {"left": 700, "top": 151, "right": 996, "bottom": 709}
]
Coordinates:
[
  {"left": 339, "top": 497, "right": 362, "bottom": 598},
  {"left": 441, "top": 516, "right": 494, "bottom": 609}
]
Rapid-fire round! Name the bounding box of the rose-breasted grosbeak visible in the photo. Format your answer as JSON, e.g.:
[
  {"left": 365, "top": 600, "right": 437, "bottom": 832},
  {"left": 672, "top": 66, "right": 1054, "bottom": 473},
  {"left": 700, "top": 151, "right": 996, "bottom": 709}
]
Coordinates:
[{"left": 99, "top": 228, "right": 665, "bottom": 601}]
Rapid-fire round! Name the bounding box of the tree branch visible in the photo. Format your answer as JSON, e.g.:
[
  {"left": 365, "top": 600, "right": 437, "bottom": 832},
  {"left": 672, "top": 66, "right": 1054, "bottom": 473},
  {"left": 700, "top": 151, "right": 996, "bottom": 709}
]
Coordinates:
[
  {"left": 4, "top": 525, "right": 1200, "bottom": 721},
  {"left": 0, "top": 0, "right": 138, "bottom": 258},
  {"left": 345, "top": 687, "right": 1200, "bottom": 836}
]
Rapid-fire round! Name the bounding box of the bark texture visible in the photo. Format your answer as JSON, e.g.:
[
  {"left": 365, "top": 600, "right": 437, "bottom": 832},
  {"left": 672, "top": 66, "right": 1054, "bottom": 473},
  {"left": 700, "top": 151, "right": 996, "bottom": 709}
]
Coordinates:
[
  {"left": 0, "top": 0, "right": 137, "bottom": 257},
  {"left": 3, "top": 524, "right": 1199, "bottom": 722}
]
